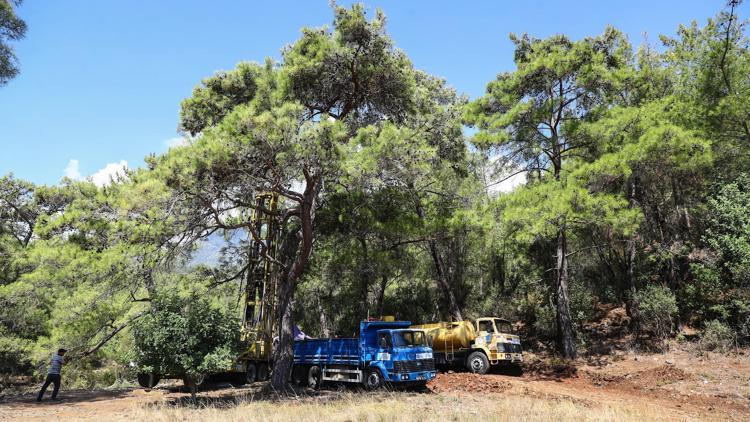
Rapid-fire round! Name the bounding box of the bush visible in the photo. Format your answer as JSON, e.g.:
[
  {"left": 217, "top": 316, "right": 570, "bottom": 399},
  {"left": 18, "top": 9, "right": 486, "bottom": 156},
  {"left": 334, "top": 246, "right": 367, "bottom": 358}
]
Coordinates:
[
  {"left": 132, "top": 292, "right": 241, "bottom": 397},
  {"left": 635, "top": 285, "right": 678, "bottom": 340},
  {"left": 532, "top": 304, "right": 557, "bottom": 340},
  {"left": 699, "top": 320, "right": 736, "bottom": 353}
]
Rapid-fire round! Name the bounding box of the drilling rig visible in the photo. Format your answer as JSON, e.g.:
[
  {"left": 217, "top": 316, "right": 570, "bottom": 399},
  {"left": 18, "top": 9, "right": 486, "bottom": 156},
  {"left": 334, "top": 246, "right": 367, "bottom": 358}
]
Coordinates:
[{"left": 232, "top": 193, "right": 282, "bottom": 384}]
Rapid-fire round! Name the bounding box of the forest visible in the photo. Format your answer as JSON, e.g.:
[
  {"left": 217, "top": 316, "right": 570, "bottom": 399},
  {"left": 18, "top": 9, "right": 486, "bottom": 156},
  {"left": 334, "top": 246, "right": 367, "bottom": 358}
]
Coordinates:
[{"left": 1, "top": 0, "right": 749, "bottom": 396}]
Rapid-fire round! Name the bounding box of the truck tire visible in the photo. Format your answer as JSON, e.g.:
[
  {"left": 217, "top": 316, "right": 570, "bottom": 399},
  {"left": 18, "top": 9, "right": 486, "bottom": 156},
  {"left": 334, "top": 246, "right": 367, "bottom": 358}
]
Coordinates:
[
  {"left": 257, "top": 363, "right": 269, "bottom": 381},
  {"left": 307, "top": 366, "right": 322, "bottom": 390},
  {"left": 364, "top": 368, "right": 383, "bottom": 390},
  {"left": 246, "top": 363, "right": 257, "bottom": 383},
  {"left": 229, "top": 373, "right": 246, "bottom": 387},
  {"left": 466, "top": 351, "right": 489, "bottom": 374},
  {"left": 137, "top": 373, "right": 160, "bottom": 388}
]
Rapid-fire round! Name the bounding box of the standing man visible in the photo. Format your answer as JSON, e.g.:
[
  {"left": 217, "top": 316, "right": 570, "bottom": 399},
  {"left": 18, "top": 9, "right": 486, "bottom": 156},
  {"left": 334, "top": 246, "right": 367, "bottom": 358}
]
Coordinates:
[{"left": 36, "top": 348, "right": 67, "bottom": 402}]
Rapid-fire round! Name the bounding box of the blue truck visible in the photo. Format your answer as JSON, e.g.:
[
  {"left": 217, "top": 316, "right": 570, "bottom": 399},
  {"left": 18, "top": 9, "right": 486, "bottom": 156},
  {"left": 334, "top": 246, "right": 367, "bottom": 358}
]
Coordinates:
[{"left": 292, "top": 320, "right": 436, "bottom": 389}]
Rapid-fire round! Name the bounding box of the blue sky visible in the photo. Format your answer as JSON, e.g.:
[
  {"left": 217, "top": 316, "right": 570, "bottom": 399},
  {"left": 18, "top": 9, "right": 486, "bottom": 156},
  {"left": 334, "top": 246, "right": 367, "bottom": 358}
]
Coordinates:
[{"left": 0, "top": 0, "right": 735, "bottom": 185}]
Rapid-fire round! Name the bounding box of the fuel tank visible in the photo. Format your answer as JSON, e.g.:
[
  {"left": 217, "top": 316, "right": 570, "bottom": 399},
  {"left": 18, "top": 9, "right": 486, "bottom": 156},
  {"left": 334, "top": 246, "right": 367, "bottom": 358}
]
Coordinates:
[{"left": 412, "top": 321, "right": 476, "bottom": 352}]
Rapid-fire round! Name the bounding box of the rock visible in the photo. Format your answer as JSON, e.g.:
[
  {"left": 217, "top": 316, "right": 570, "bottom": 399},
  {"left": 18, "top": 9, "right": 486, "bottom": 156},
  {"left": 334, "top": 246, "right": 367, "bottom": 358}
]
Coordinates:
[{"left": 665, "top": 359, "right": 674, "bottom": 365}]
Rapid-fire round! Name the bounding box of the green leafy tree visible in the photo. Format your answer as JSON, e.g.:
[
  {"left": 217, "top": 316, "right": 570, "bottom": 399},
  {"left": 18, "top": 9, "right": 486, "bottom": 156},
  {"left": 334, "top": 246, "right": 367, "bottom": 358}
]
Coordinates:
[
  {"left": 145, "top": 4, "right": 456, "bottom": 389},
  {"left": 132, "top": 292, "right": 241, "bottom": 399},
  {"left": 0, "top": 0, "right": 26, "bottom": 85},
  {"left": 465, "top": 28, "right": 633, "bottom": 358}
]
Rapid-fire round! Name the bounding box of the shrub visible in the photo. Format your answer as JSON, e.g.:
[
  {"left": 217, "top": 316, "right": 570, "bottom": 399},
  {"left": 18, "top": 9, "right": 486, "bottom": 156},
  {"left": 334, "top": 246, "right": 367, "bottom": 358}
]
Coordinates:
[
  {"left": 532, "top": 304, "right": 557, "bottom": 340},
  {"left": 634, "top": 285, "right": 678, "bottom": 340},
  {"left": 699, "top": 320, "right": 736, "bottom": 353},
  {"left": 132, "top": 292, "right": 241, "bottom": 398}
]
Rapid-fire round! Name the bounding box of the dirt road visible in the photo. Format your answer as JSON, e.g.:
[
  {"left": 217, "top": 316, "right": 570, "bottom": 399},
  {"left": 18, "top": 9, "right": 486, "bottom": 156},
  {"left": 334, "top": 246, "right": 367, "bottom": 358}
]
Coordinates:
[{"left": 1, "top": 349, "right": 748, "bottom": 421}]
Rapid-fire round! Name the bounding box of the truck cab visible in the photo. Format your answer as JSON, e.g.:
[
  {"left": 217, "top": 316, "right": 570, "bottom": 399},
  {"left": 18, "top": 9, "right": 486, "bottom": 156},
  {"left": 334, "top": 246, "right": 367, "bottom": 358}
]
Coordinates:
[
  {"left": 368, "top": 328, "right": 435, "bottom": 383},
  {"left": 473, "top": 317, "right": 523, "bottom": 365}
]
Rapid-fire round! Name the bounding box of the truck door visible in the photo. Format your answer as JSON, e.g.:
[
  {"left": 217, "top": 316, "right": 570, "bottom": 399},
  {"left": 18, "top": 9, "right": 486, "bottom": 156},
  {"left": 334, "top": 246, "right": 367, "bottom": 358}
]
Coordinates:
[{"left": 376, "top": 332, "right": 392, "bottom": 361}]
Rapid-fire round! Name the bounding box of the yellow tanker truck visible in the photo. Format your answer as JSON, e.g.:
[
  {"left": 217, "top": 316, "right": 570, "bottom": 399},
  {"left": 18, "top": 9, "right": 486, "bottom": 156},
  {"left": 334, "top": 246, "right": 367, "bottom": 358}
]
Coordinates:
[{"left": 412, "top": 317, "right": 522, "bottom": 374}]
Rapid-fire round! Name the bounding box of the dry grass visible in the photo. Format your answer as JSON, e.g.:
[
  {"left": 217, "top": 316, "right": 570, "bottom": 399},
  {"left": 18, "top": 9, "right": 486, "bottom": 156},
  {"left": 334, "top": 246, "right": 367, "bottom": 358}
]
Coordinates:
[{"left": 131, "top": 390, "right": 677, "bottom": 422}]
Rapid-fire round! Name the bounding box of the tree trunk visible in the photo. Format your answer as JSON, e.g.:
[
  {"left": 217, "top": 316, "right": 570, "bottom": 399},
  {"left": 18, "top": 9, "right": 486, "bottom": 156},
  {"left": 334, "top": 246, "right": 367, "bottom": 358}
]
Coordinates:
[
  {"left": 316, "top": 292, "right": 330, "bottom": 337},
  {"left": 428, "top": 238, "right": 463, "bottom": 321},
  {"left": 555, "top": 226, "right": 577, "bottom": 359},
  {"left": 626, "top": 238, "right": 641, "bottom": 336},
  {"left": 270, "top": 173, "right": 318, "bottom": 391},
  {"left": 359, "top": 236, "right": 372, "bottom": 319},
  {"left": 415, "top": 199, "right": 463, "bottom": 321},
  {"left": 376, "top": 274, "right": 388, "bottom": 316},
  {"left": 271, "top": 274, "right": 296, "bottom": 390}
]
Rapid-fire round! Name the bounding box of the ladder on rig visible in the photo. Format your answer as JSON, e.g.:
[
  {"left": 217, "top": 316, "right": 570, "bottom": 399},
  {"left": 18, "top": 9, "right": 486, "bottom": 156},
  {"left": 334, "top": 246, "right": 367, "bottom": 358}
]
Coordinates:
[{"left": 242, "top": 194, "right": 280, "bottom": 363}]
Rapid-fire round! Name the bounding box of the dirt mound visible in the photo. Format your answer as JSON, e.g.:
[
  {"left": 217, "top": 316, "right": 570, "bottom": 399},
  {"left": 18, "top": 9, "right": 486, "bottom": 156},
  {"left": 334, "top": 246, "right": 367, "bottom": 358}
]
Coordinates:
[
  {"left": 630, "top": 364, "right": 690, "bottom": 385},
  {"left": 522, "top": 359, "right": 578, "bottom": 379},
  {"left": 427, "top": 372, "right": 510, "bottom": 393},
  {"left": 587, "top": 364, "right": 690, "bottom": 388}
]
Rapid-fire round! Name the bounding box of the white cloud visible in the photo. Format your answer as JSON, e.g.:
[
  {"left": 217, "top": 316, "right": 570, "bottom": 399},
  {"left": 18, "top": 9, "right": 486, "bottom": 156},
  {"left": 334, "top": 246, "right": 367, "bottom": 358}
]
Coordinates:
[
  {"left": 164, "top": 136, "right": 188, "bottom": 149},
  {"left": 63, "top": 159, "right": 82, "bottom": 180},
  {"left": 62, "top": 159, "right": 129, "bottom": 187},
  {"left": 89, "top": 160, "right": 128, "bottom": 187}
]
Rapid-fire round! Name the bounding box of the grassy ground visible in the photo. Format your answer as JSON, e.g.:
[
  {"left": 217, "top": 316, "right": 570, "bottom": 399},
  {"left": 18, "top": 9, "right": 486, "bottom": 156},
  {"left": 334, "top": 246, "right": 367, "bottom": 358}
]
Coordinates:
[
  {"left": 4, "top": 345, "right": 748, "bottom": 421},
  {"left": 129, "top": 390, "right": 676, "bottom": 422}
]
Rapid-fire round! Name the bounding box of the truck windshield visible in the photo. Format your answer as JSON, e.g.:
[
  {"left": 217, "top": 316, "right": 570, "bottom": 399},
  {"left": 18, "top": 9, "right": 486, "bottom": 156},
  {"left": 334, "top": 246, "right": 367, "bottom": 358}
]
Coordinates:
[
  {"left": 391, "top": 331, "right": 426, "bottom": 347},
  {"left": 494, "top": 319, "right": 513, "bottom": 333}
]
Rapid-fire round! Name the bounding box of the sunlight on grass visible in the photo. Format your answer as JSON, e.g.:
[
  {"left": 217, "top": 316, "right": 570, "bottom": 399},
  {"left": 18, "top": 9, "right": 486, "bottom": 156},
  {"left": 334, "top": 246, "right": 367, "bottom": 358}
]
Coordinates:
[{"left": 132, "top": 391, "right": 676, "bottom": 422}]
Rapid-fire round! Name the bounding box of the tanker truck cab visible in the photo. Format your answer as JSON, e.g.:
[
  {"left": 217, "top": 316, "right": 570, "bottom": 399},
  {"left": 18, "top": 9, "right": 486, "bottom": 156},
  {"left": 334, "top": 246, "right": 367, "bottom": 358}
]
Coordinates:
[{"left": 473, "top": 317, "right": 523, "bottom": 367}]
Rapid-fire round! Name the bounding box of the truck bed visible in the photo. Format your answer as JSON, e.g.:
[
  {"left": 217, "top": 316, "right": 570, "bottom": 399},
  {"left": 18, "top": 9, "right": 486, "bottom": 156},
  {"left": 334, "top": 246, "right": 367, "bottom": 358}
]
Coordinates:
[{"left": 294, "top": 338, "right": 360, "bottom": 366}]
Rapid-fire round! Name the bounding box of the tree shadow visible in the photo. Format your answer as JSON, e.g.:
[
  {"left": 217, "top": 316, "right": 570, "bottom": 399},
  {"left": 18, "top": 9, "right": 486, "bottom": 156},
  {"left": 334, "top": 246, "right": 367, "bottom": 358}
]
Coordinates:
[
  {"left": 149, "top": 380, "right": 430, "bottom": 409},
  {"left": 1, "top": 387, "right": 136, "bottom": 407}
]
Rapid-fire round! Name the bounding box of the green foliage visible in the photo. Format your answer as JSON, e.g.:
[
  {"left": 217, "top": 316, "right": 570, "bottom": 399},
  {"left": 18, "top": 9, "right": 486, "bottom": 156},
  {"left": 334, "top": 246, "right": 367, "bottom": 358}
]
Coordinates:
[
  {"left": 132, "top": 292, "right": 241, "bottom": 378},
  {"left": 282, "top": 3, "right": 415, "bottom": 124},
  {"left": 635, "top": 285, "right": 678, "bottom": 340},
  {"left": 699, "top": 320, "right": 736, "bottom": 353},
  {"left": 179, "top": 61, "right": 264, "bottom": 135},
  {"left": 0, "top": 0, "right": 26, "bottom": 85},
  {"left": 686, "top": 174, "right": 750, "bottom": 335},
  {"left": 705, "top": 174, "right": 750, "bottom": 285}
]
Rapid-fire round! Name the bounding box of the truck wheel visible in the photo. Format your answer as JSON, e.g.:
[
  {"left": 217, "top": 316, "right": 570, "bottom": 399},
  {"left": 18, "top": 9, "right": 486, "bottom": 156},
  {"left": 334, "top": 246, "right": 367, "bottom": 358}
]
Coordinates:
[
  {"left": 246, "top": 363, "right": 257, "bottom": 383},
  {"left": 307, "top": 366, "right": 322, "bottom": 390},
  {"left": 466, "top": 351, "right": 489, "bottom": 374},
  {"left": 229, "top": 373, "right": 246, "bottom": 387},
  {"left": 257, "top": 363, "right": 269, "bottom": 381},
  {"left": 364, "top": 368, "right": 383, "bottom": 390},
  {"left": 137, "top": 373, "right": 160, "bottom": 388}
]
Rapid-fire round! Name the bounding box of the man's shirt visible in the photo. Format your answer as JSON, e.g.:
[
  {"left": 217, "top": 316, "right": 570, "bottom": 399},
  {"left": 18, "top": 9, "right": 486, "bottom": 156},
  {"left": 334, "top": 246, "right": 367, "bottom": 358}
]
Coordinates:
[{"left": 48, "top": 355, "right": 64, "bottom": 375}]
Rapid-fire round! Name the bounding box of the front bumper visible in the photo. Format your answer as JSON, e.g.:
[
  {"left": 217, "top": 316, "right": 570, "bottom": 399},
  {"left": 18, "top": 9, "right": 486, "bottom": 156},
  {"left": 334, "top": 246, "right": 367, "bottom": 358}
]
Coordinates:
[
  {"left": 387, "top": 370, "right": 436, "bottom": 382},
  {"left": 489, "top": 352, "right": 523, "bottom": 363}
]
